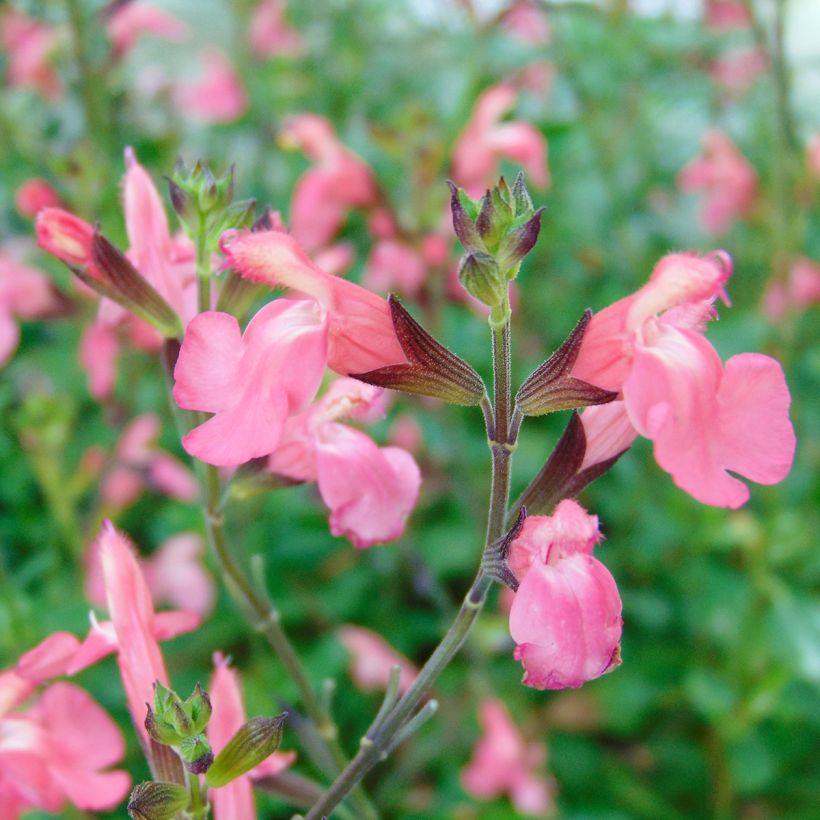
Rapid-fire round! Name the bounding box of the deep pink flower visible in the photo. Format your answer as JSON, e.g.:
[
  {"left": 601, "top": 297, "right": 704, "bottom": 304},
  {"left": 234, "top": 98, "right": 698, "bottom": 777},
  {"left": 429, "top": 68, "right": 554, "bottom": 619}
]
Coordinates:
[
  {"left": 574, "top": 252, "right": 796, "bottom": 508},
  {"left": 508, "top": 500, "right": 622, "bottom": 690},
  {"left": 221, "top": 229, "right": 406, "bottom": 374},
  {"left": 1, "top": 9, "right": 63, "bottom": 100},
  {"left": 173, "top": 48, "right": 248, "bottom": 123},
  {"left": 249, "top": 0, "right": 305, "bottom": 58},
  {"left": 452, "top": 84, "right": 549, "bottom": 196},
  {"left": 208, "top": 653, "right": 296, "bottom": 820},
  {"left": 678, "top": 130, "right": 757, "bottom": 234},
  {"left": 106, "top": 1, "right": 189, "bottom": 55},
  {"left": 461, "top": 698, "right": 555, "bottom": 816},
  {"left": 269, "top": 378, "right": 420, "bottom": 547},
  {"left": 279, "top": 114, "right": 378, "bottom": 250},
  {"left": 338, "top": 625, "right": 417, "bottom": 693},
  {"left": 173, "top": 298, "right": 328, "bottom": 466},
  {"left": 14, "top": 178, "right": 62, "bottom": 218}
]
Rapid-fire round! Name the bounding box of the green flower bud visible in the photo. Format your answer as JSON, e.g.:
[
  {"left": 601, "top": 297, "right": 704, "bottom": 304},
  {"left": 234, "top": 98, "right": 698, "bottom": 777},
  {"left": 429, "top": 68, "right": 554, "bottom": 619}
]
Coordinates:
[
  {"left": 127, "top": 781, "right": 190, "bottom": 820},
  {"left": 179, "top": 734, "right": 214, "bottom": 774},
  {"left": 147, "top": 682, "right": 213, "bottom": 746},
  {"left": 458, "top": 252, "right": 506, "bottom": 308},
  {"left": 206, "top": 714, "right": 287, "bottom": 788}
]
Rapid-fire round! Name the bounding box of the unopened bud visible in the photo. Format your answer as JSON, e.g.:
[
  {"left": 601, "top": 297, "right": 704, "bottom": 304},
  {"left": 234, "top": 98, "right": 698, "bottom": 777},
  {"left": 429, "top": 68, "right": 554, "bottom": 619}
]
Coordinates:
[
  {"left": 205, "top": 714, "right": 287, "bottom": 788},
  {"left": 458, "top": 252, "right": 506, "bottom": 308},
  {"left": 476, "top": 185, "right": 514, "bottom": 252},
  {"left": 511, "top": 171, "right": 535, "bottom": 217},
  {"left": 496, "top": 208, "right": 544, "bottom": 276},
  {"left": 127, "top": 781, "right": 189, "bottom": 820},
  {"left": 180, "top": 734, "right": 214, "bottom": 774},
  {"left": 148, "top": 681, "right": 213, "bottom": 747}
]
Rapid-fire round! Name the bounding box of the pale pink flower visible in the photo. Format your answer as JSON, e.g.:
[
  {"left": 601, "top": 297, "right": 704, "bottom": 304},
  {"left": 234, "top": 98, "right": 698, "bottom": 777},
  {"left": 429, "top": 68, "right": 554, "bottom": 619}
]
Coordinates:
[
  {"left": 677, "top": 130, "right": 757, "bottom": 234},
  {"left": 363, "top": 239, "right": 428, "bottom": 297},
  {"left": 314, "top": 242, "right": 356, "bottom": 278},
  {"left": 807, "top": 134, "right": 820, "bottom": 180},
  {"left": 501, "top": 1, "right": 551, "bottom": 45},
  {"left": 0, "top": 252, "right": 59, "bottom": 365},
  {"left": 106, "top": 1, "right": 189, "bottom": 55},
  {"left": 574, "top": 251, "right": 796, "bottom": 508},
  {"left": 710, "top": 47, "right": 767, "bottom": 97},
  {"left": 221, "top": 228, "right": 406, "bottom": 374},
  {"left": 508, "top": 500, "right": 622, "bottom": 690},
  {"left": 1, "top": 9, "right": 63, "bottom": 100},
  {"left": 79, "top": 322, "right": 119, "bottom": 400},
  {"left": 389, "top": 414, "right": 424, "bottom": 454},
  {"left": 173, "top": 298, "right": 328, "bottom": 466},
  {"left": 338, "top": 625, "right": 417, "bottom": 693},
  {"left": 762, "top": 257, "right": 820, "bottom": 321},
  {"left": 280, "top": 114, "right": 378, "bottom": 250},
  {"left": 704, "top": 0, "right": 751, "bottom": 30},
  {"left": 249, "top": 0, "right": 305, "bottom": 58},
  {"left": 14, "top": 178, "right": 61, "bottom": 218},
  {"left": 208, "top": 653, "right": 296, "bottom": 820},
  {"left": 452, "top": 84, "right": 549, "bottom": 197},
  {"left": 461, "top": 698, "right": 555, "bottom": 816},
  {"left": 0, "top": 682, "right": 130, "bottom": 817},
  {"left": 269, "top": 378, "right": 421, "bottom": 547},
  {"left": 173, "top": 48, "right": 248, "bottom": 123}
]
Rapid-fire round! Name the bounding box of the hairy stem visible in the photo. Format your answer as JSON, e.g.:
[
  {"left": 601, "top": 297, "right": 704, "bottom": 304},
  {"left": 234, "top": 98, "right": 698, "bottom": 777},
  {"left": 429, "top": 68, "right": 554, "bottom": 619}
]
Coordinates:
[{"left": 304, "top": 321, "right": 514, "bottom": 818}]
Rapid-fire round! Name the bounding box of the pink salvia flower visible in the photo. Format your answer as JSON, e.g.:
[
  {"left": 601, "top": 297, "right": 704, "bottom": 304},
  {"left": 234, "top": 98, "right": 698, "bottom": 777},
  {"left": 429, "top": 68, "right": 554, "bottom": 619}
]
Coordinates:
[
  {"left": 173, "top": 48, "right": 248, "bottom": 123},
  {"left": 208, "top": 653, "right": 296, "bottom": 820},
  {"left": 79, "top": 322, "right": 119, "bottom": 400},
  {"left": 35, "top": 207, "right": 101, "bottom": 277},
  {"left": 338, "top": 625, "right": 417, "bottom": 693},
  {"left": 16, "top": 633, "right": 82, "bottom": 682},
  {"left": 461, "top": 698, "right": 555, "bottom": 817},
  {"left": 249, "top": 0, "right": 305, "bottom": 59},
  {"left": 807, "top": 134, "right": 820, "bottom": 180},
  {"left": 364, "top": 239, "right": 428, "bottom": 297},
  {"left": 269, "top": 378, "right": 421, "bottom": 547},
  {"left": 677, "top": 130, "right": 758, "bottom": 234},
  {"left": 704, "top": 0, "right": 751, "bottom": 30},
  {"left": 709, "top": 47, "right": 767, "bottom": 98},
  {"left": 313, "top": 242, "right": 356, "bottom": 278},
  {"left": 573, "top": 251, "right": 796, "bottom": 508},
  {"left": 501, "top": 1, "right": 551, "bottom": 45},
  {"left": 452, "top": 84, "right": 549, "bottom": 196},
  {"left": 221, "top": 229, "right": 406, "bottom": 373},
  {"left": 579, "top": 401, "right": 638, "bottom": 471},
  {"left": 173, "top": 298, "right": 328, "bottom": 466},
  {"left": 106, "top": 1, "right": 189, "bottom": 56},
  {"left": 279, "top": 114, "right": 378, "bottom": 250},
  {"left": 508, "top": 500, "right": 622, "bottom": 690},
  {"left": 763, "top": 257, "right": 820, "bottom": 321},
  {"left": 1, "top": 9, "right": 63, "bottom": 100},
  {"left": 14, "top": 178, "right": 62, "bottom": 218}
]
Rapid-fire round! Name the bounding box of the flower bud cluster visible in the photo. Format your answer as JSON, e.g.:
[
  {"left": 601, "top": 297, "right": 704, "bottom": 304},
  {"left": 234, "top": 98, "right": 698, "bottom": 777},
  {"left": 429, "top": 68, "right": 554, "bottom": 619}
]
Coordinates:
[{"left": 449, "top": 172, "right": 543, "bottom": 328}]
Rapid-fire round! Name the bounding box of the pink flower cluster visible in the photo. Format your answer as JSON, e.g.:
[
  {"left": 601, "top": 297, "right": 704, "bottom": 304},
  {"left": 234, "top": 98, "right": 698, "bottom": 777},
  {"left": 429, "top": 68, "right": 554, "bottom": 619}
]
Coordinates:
[{"left": 762, "top": 257, "right": 820, "bottom": 321}]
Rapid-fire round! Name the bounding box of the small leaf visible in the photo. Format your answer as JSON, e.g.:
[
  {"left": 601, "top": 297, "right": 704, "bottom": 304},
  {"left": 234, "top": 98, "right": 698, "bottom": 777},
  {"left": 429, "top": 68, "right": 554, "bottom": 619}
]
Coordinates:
[
  {"left": 353, "top": 296, "right": 486, "bottom": 405},
  {"left": 516, "top": 310, "right": 617, "bottom": 415},
  {"left": 206, "top": 714, "right": 287, "bottom": 788}
]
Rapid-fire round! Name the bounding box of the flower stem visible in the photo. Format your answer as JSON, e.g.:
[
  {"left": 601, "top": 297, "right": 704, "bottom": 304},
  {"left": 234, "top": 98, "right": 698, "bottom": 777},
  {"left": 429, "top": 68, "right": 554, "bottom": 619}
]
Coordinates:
[{"left": 304, "top": 320, "right": 514, "bottom": 819}]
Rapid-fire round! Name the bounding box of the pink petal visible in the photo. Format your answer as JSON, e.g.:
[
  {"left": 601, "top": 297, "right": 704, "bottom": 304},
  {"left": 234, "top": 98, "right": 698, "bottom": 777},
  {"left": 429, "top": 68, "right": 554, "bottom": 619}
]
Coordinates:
[
  {"left": 79, "top": 322, "right": 120, "bottom": 401},
  {"left": 145, "top": 534, "right": 214, "bottom": 617},
  {"left": 338, "top": 625, "right": 417, "bottom": 694},
  {"left": 0, "top": 309, "right": 20, "bottom": 365},
  {"left": 16, "top": 633, "right": 80, "bottom": 681},
  {"left": 289, "top": 169, "right": 347, "bottom": 252},
  {"left": 0, "top": 669, "right": 35, "bottom": 718},
  {"left": 152, "top": 610, "right": 202, "bottom": 640},
  {"left": 14, "top": 178, "right": 62, "bottom": 218},
  {"left": 148, "top": 453, "right": 199, "bottom": 501}
]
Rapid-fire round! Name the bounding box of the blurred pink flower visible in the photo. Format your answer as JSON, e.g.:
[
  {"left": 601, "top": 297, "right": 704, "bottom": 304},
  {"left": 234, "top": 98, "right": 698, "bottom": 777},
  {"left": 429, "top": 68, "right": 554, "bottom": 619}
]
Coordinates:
[
  {"left": 0, "top": 252, "right": 59, "bottom": 365},
  {"left": 807, "top": 134, "right": 820, "bottom": 179},
  {"left": 0, "top": 9, "right": 63, "bottom": 100},
  {"left": 452, "top": 84, "right": 549, "bottom": 197},
  {"left": 269, "top": 378, "right": 421, "bottom": 547},
  {"left": 173, "top": 48, "right": 248, "bottom": 123},
  {"left": 173, "top": 299, "right": 328, "bottom": 466},
  {"left": 389, "top": 414, "right": 424, "bottom": 454},
  {"left": 501, "top": 1, "right": 551, "bottom": 45},
  {"left": 677, "top": 130, "right": 757, "bottom": 234},
  {"left": 79, "top": 322, "right": 119, "bottom": 400},
  {"left": 314, "top": 242, "right": 356, "bottom": 277},
  {"left": 710, "top": 46, "right": 767, "bottom": 97},
  {"left": 221, "top": 228, "right": 406, "bottom": 373},
  {"left": 574, "top": 251, "right": 796, "bottom": 508},
  {"left": 364, "top": 239, "right": 428, "bottom": 297},
  {"left": 461, "top": 698, "right": 555, "bottom": 816},
  {"left": 100, "top": 413, "right": 198, "bottom": 508},
  {"left": 208, "top": 653, "right": 296, "bottom": 820},
  {"left": 0, "top": 682, "right": 130, "bottom": 817},
  {"left": 508, "top": 500, "right": 622, "bottom": 690},
  {"left": 249, "top": 0, "right": 305, "bottom": 58},
  {"left": 14, "top": 178, "right": 62, "bottom": 218},
  {"left": 704, "top": 0, "right": 751, "bottom": 30},
  {"left": 106, "top": 1, "right": 188, "bottom": 55},
  {"left": 338, "top": 625, "right": 417, "bottom": 693},
  {"left": 762, "top": 257, "right": 820, "bottom": 321},
  {"left": 280, "top": 114, "right": 378, "bottom": 250}
]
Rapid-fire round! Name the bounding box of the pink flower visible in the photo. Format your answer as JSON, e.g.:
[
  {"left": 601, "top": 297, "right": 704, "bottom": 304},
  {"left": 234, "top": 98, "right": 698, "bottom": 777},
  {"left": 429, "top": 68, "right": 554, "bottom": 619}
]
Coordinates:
[
  {"left": 678, "top": 130, "right": 757, "bottom": 234},
  {"left": 106, "top": 1, "right": 189, "bottom": 55},
  {"left": 35, "top": 207, "right": 100, "bottom": 277},
  {"left": 710, "top": 47, "right": 767, "bottom": 97},
  {"left": 0, "top": 9, "right": 63, "bottom": 100},
  {"left": 501, "top": 1, "right": 551, "bottom": 45},
  {"left": 249, "top": 0, "right": 305, "bottom": 58},
  {"left": 452, "top": 84, "right": 549, "bottom": 197},
  {"left": 461, "top": 698, "right": 555, "bottom": 816},
  {"left": 269, "top": 378, "right": 420, "bottom": 547},
  {"left": 173, "top": 48, "right": 247, "bottom": 123},
  {"left": 579, "top": 401, "right": 638, "bottom": 471},
  {"left": 338, "top": 625, "right": 417, "bottom": 693},
  {"left": 0, "top": 252, "right": 59, "bottom": 365},
  {"left": 173, "top": 298, "right": 328, "bottom": 466},
  {"left": 762, "top": 256, "right": 820, "bottom": 321},
  {"left": 208, "top": 653, "right": 296, "bottom": 820},
  {"left": 508, "top": 500, "right": 622, "bottom": 690},
  {"left": 0, "top": 682, "right": 130, "bottom": 817},
  {"left": 313, "top": 242, "right": 356, "bottom": 278},
  {"left": 704, "top": 0, "right": 750, "bottom": 30},
  {"left": 79, "top": 322, "right": 119, "bottom": 399},
  {"left": 807, "top": 134, "right": 820, "bottom": 180},
  {"left": 279, "top": 114, "right": 378, "bottom": 250},
  {"left": 221, "top": 228, "right": 406, "bottom": 373},
  {"left": 363, "top": 239, "right": 428, "bottom": 297},
  {"left": 574, "top": 251, "right": 796, "bottom": 508},
  {"left": 14, "top": 178, "right": 61, "bottom": 218}
]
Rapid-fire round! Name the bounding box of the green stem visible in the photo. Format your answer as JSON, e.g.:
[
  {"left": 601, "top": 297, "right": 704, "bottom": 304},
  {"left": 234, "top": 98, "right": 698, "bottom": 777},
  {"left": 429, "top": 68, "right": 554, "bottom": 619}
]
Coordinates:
[
  {"left": 304, "top": 320, "right": 514, "bottom": 819},
  {"left": 188, "top": 773, "right": 207, "bottom": 819}
]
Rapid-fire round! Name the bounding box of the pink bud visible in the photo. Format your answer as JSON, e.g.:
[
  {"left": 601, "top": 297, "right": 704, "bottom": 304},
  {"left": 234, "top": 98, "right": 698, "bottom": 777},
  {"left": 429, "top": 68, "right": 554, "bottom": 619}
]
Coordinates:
[
  {"left": 338, "top": 626, "right": 417, "bottom": 693},
  {"left": 36, "top": 208, "right": 97, "bottom": 272},
  {"left": 14, "top": 178, "right": 62, "bottom": 218}
]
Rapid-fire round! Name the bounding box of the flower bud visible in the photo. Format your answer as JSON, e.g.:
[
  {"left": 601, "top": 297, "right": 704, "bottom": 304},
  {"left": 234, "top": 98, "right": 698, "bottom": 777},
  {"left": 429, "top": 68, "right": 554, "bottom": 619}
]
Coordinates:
[
  {"left": 458, "top": 252, "right": 507, "bottom": 310},
  {"left": 127, "top": 781, "right": 190, "bottom": 820},
  {"left": 147, "top": 681, "right": 213, "bottom": 746},
  {"left": 179, "top": 734, "right": 214, "bottom": 774},
  {"left": 205, "top": 714, "right": 287, "bottom": 788}
]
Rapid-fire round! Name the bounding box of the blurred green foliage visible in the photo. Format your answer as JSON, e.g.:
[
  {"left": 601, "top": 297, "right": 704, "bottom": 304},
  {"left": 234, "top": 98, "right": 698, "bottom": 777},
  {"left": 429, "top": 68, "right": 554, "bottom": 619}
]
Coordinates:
[{"left": 1, "top": 1, "right": 818, "bottom": 818}]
